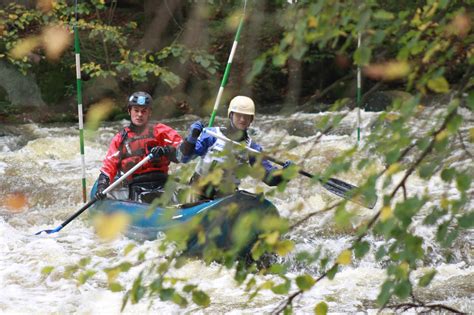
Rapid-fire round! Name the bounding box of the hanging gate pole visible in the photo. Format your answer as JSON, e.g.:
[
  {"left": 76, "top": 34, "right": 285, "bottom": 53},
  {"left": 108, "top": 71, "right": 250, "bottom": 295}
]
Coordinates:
[
  {"left": 357, "top": 32, "right": 362, "bottom": 144},
  {"left": 74, "top": 0, "right": 87, "bottom": 202},
  {"left": 208, "top": 1, "right": 247, "bottom": 127}
]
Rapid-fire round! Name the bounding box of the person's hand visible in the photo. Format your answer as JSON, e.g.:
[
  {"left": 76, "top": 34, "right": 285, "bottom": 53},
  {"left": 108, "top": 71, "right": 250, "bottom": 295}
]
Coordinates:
[
  {"left": 187, "top": 120, "right": 203, "bottom": 144},
  {"left": 95, "top": 186, "right": 107, "bottom": 200},
  {"left": 95, "top": 173, "right": 110, "bottom": 200},
  {"left": 150, "top": 146, "right": 170, "bottom": 159},
  {"left": 282, "top": 160, "right": 293, "bottom": 169}
]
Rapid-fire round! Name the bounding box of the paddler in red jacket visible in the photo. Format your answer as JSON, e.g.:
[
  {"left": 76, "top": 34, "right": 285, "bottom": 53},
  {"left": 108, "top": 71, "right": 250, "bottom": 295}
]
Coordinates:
[{"left": 95, "top": 91, "right": 182, "bottom": 203}]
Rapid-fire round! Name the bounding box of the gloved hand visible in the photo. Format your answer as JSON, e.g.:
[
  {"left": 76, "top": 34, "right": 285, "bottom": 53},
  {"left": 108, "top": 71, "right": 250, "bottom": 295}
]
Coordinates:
[
  {"left": 282, "top": 160, "right": 293, "bottom": 169},
  {"left": 150, "top": 146, "right": 170, "bottom": 159},
  {"left": 186, "top": 120, "right": 203, "bottom": 144},
  {"left": 95, "top": 173, "right": 110, "bottom": 200}
]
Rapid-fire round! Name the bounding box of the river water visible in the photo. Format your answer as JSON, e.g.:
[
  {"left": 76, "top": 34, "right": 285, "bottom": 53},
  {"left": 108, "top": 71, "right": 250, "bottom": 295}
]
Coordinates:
[{"left": 0, "top": 109, "right": 472, "bottom": 314}]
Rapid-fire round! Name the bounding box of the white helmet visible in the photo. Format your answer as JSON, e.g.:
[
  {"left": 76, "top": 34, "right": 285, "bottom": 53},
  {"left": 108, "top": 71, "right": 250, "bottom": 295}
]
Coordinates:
[{"left": 227, "top": 96, "right": 255, "bottom": 118}]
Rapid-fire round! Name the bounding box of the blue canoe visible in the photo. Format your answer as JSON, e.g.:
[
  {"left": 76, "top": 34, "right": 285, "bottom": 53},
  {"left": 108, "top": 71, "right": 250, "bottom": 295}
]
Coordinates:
[{"left": 89, "top": 182, "right": 280, "bottom": 257}]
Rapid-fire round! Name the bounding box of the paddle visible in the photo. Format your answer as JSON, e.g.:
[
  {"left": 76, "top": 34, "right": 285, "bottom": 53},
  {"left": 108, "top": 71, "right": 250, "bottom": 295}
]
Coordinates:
[
  {"left": 35, "top": 154, "right": 154, "bottom": 235},
  {"left": 203, "top": 129, "right": 377, "bottom": 209}
]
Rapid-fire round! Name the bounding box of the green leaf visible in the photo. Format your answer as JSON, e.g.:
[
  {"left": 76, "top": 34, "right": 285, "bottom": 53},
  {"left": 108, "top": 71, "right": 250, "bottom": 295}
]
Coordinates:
[
  {"left": 269, "top": 263, "right": 287, "bottom": 275},
  {"left": 458, "top": 212, "right": 474, "bottom": 229},
  {"left": 377, "top": 280, "right": 393, "bottom": 306},
  {"left": 119, "top": 262, "right": 132, "bottom": 272},
  {"left": 418, "top": 269, "right": 436, "bottom": 287},
  {"left": 160, "top": 288, "right": 175, "bottom": 301},
  {"left": 334, "top": 207, "right": 353, "bottom": 228},
  {"left": 443, "top": 229, "right": 459, "bottom": 247},
  {"left": 78, "top": 270, "right": 96, "bottom": 285},
  {"left": 394, "top": 280, "right": 412, "bottom": 299},
  {"left": 79, "top": 257, "right": 91, "bottom": 267},
  {"left": 172, "top": 293, "right": 188, "bottom": 307},
  {"left": 373, "top": 10, "right": 395, "bottom": 20},
  {"left": 271, "top": 279, "right": 291, "bottom": 295},
  {"left": 354, "top": 241, "right": 370, "bottom": 259},
  {"left": 247, "top": 57, "right": 266, "bottom": 83},
  {"left": 354, "top": 46, "right": 371, "bottom": 66},
  {"left": 41, "top": 266, "right": 54, "bottom": 275},
  {"left": 130, "top": 273, "right": 145, "bottom": 304},
  {"left": 441, "top": 168, "right": 456, "bottom": 182},
  {"left": 183, "top": 284, "right": 197, "bottom": 293},
  {"left": 456, "top": 173, "right": 470, "bottom": 191},
  {"left": 272, "top": 53, "right": 288, "bottom": 66},
  {"left": 419, "top": 164, "right": 436, "bottom": 179},
  {"left": 326, "top": 265, "right": 338, "bottom": 280},
  {"left": 296, "top": 274, "right": 316, "bottom": 291},
  {"left": 109, "top": 282, "right": 124, "bottom": 292},
  {"left": 314, "top": 301, "right": 328, "bottom": 315},
  {"left": 427, "top": 76, "right": 450, "bottom": 93},
  {"left": 423, "top": 207, "right": 447, "bottom": 225},
  {"left": 467, "top": 91, "right": 474, "bottom": 111},
  {"left": 192, "top": 290, "right": 210, "bottom": 307},
  {"left": 123, "top": 243, "right": 135, "bottom": 256},
  {"left": 447, "top": 114, "right": 463, "bottom": 133},
  {"left": 436, "top": 221, "right": 450, "bottom": 244}
]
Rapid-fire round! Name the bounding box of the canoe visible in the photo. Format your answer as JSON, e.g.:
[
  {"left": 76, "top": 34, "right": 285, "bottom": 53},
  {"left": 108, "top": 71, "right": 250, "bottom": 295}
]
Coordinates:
[{"left": 89, "top": 182, "right": 280, "bottom": 258}]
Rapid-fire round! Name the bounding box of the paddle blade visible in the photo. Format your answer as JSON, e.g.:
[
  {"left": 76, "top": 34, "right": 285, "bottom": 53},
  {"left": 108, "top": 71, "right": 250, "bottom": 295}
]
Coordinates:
[
  {"left": 34, "top": 225, "right": 62, "bottom": 235},
  {"left": 323, "top": 178, "right": 377, "bottom": 209}
]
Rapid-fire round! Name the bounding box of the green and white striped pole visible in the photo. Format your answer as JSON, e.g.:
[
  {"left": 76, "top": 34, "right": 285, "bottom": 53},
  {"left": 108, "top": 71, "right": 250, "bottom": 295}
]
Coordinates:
[
  {"left": 208, "top": 1, "right": 247, "bottom": 127},
  {"left": 356, "top": 32, "right": 362, "bottom": 144},
  {"left": 74, "top": 0, "right": 87, "bottom": 202}
]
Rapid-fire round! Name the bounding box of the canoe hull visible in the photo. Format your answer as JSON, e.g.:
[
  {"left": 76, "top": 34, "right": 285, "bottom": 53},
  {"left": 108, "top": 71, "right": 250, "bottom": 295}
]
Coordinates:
[{"left": 89, "top": 184, "right": 279, "bottom": 259}]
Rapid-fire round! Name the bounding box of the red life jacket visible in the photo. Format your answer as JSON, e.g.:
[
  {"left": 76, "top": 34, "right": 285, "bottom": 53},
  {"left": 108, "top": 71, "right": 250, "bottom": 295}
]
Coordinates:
[{"left": 118, "top": 126, "right": 168, "bottom": 175}]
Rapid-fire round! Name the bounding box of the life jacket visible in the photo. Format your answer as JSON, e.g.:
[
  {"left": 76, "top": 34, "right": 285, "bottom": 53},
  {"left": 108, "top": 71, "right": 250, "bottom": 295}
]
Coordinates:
[
  {"left": 117, "top": 126, "right": 168, "bottom": 175},
  {"left": 194, "top": 127, "right": 251, "bottom": 187}
]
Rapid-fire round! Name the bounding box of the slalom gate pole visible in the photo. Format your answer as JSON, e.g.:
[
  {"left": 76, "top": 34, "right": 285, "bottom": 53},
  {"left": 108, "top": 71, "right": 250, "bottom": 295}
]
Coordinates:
[
  {"left": 74, "top": 0, "right": 87, "bottom": 202},
  {"left": 357, "top": 32, "right": 362, "bottom": 144},
  {"left": 208, "top": 0, "right": 247, "bottom": 127}
]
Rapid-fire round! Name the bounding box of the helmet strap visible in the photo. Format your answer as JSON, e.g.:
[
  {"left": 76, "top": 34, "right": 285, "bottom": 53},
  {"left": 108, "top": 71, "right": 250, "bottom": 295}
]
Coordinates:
[{"left": 229, "top": 112, "right": 235, "bottom": 128}]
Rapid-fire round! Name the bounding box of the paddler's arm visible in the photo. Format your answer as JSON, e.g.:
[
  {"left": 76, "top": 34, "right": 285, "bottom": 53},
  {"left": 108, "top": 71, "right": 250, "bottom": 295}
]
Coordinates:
[{"left": 249, "top": 142, "right": 293, "bottom": 186}]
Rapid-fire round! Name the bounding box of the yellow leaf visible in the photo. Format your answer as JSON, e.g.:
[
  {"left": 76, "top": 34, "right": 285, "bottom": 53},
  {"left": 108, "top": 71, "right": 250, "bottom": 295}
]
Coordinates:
[
  {"left": 9, "top": 14, "right": 18, "bottom": 20},
  {"left": 9, "top": 36, "right": 41, "bottom": 59},
  {"left": 85, "top": 98, "right": 116, "bottom": 131},
  {"left": 422, "top": 43, "right": 442, "bottom": 63},
  {"left": 261, "top": 280, "right": 274, "bottom": 290},
  {"left": 427, "top": 76, "right": 450, "bottom": 94},
  {"left": 314, "top": 301, "right": 328, "bottom": 315},
  {"left": 469, "top": 128, "right": 474, "bottom": 142},
  {"left": 384, "top": 112, "right": 400, "bottom": 122},
  {"left": 364, "top": 61, "right": 410, "bottom": 81},
  {"left": 42, "top": 25, "right": 72, "bottom": 60},
  {"left": 447, "top": 13, "right": 471, "bottom": 38},
  {"left": 37, "top": 0, "right": 54, "bottom": 12},
  {"left": 440, "top": 197, "right": 449, "bottom": 210},
  {"left": 93, "top": 212, "right": 130, "bottom": 241},
  {"left": 308, "top": 16, "right": 318, "bottom": 28},
  {"left": 265, "top": 231, "right": 280, "bottom": 245},
  {"left": 105, "top": 267, "right": 120, "bottom": 283},
  {"left": 275, "top": 240, "right": 294, "bottom": 256},
  {"left": 336, "top": 249, "right": 352, "bottom": 265},
  {"left": 416, "top": 104, "right": 425, "bottom": 114},
  {"left": 386, "top": 163, "right": 401, "bottom": 176},
  {"left": 435, "top": 129, "right": 449, "bottom": 142},
  {"left": 380, "top": 206, "right": 393, "bottom": 222},
  {"left": 399, "top": 262, "right": 409, "bottom": 279}
]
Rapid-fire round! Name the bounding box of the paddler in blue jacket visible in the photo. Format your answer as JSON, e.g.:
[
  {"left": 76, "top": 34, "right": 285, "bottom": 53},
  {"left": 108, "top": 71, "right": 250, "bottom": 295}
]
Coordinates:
[{"left": 177, "top": 95, "right": 292, "bottom": 199}]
